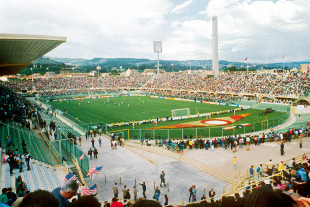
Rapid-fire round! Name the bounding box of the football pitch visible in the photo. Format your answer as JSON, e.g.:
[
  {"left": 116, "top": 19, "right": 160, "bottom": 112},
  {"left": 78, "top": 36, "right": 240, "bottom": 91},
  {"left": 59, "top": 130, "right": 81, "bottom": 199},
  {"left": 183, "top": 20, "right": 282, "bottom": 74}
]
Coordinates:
[
  {"left": 49, "top": 95, "right": 287, "bottom": 128},
  {"left": 49, "top": 96, "right": 237, "bottom": 124}
]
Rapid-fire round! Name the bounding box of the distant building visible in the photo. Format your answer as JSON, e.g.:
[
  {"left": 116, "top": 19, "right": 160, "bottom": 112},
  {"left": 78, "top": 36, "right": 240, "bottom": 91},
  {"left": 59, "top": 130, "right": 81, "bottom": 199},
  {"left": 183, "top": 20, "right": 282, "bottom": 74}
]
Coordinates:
[
  {"left": 121, "top": 69, "right": 138, "bottom": 76},
  {"left": 300, "top": 64, "right": 310, "bottom": 73},
  {"left": 143, "top": 69, "right": 165, "bottom": 75},
  {"left": 44, "top": 72, "right": 57, "bottom": 77}
]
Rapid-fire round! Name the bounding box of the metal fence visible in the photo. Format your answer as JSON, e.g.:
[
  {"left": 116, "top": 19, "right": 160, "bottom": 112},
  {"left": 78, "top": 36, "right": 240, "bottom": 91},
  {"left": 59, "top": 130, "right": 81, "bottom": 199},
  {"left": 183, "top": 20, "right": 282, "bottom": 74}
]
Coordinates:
[
  {"left": 107, "top": 113, "right": 290, "bottom": 140},
  {"left": 0, "top": 122, "right": 89, "bottom": 176}
]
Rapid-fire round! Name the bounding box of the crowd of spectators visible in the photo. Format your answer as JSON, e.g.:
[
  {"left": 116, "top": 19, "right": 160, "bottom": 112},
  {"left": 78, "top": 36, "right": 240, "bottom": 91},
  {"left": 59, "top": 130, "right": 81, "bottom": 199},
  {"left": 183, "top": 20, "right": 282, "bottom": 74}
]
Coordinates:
[
  {"left": 152, "top": 124, "right": 308, "bottom": 154},
  {"left": 2, "top": 71, "right": 309, "bottom": 100}
]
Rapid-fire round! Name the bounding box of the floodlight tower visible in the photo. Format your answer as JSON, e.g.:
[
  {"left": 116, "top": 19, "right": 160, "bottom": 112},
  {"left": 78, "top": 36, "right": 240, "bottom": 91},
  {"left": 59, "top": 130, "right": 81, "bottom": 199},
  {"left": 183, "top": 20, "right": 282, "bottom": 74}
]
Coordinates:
[
  {"left": 153, "top": 41, "right": 162, "bottom": 75},
  {"left": 212, "top": 16, "right": 219, "bottom": 76}
]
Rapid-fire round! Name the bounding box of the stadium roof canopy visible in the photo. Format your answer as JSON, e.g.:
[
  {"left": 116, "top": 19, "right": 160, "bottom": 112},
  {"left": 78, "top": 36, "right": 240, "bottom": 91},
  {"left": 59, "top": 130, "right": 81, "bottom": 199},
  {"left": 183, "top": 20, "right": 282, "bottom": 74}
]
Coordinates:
[{"left": 0, "top": 33, "right": 66, "bottom": 76}]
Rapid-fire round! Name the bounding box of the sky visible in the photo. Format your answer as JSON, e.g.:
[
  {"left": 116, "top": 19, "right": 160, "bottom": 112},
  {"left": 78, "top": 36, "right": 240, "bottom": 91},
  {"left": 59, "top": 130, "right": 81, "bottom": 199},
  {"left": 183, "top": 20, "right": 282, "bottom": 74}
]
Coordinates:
[{"left": 1, "top": 0, "right": 310, "bottom": 63}]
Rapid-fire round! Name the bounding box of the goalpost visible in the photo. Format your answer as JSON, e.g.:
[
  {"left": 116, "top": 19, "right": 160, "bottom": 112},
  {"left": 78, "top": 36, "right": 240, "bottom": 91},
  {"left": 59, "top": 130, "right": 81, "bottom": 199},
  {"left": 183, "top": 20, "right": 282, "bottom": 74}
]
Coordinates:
[{"left": 171, "top": 108, "right": 190, "bottom": 117}]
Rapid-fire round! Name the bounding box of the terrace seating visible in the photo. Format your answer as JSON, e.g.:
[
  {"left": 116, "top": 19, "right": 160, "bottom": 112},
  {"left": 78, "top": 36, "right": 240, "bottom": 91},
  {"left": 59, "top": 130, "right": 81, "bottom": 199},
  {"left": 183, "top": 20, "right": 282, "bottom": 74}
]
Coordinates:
[
  {"left": 1, "top": 155, "right": 62, "bottom": 194},
  {"left": 5, "top": 163, "right": 11, "bottom": 188},
  {"left": 36, "top": 162, "right": 50, "bottom": 191},
  {"left": 22, "top": 159, "right": 32, "bottom": 191}
]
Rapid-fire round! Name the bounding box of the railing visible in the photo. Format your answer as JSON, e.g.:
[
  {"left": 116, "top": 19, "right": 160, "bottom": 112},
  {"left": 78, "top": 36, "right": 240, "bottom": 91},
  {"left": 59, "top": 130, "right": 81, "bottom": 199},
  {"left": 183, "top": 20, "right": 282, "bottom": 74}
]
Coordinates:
[
  {"left": 70, "top": 154, "right": 86, "bottom": 185},
  {"left": 107, "top": 113, "right": 290, "bottom": 140}
]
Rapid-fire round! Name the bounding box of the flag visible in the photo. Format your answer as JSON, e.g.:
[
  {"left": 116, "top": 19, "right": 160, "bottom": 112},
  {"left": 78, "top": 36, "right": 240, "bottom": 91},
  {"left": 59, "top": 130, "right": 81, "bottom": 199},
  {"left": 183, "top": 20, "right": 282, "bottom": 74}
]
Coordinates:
[
  {"left": 64, "top": 172, "right": 77, "bottom": 182},
  {"left": 79, "top": 154, "right": 85, "bottom": 160},
  {"left": 2, "top": 155, "right": 9, "bottom": 163},
  {"left": 87, "top": 166, "right": 103, "bottom": 176},
  {"left": 82, "top": 184, "right": 98, "bottom": 195},
  {"left": 244, "top": 57, "right": 248, "bottom": 61}
]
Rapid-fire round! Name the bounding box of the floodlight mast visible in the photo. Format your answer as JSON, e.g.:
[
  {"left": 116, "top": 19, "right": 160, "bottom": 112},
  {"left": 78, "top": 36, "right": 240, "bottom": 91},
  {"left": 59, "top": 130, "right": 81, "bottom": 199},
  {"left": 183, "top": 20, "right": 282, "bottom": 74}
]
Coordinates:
[{"left": 153, "top": 41, "right": 162, "bottom": 75}]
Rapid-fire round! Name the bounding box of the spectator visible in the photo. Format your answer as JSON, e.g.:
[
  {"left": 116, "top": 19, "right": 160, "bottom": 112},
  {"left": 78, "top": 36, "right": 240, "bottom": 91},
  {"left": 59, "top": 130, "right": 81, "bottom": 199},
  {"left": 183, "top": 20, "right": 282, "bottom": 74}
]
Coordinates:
[
  {"left": 19, "top": 190, "right": 59, "bottom": 207},
  {"left": 51, "top": 180, "right": 79, "bottom": 207},
  {"left": 71, "top": 195, "right": 101, "bottom": 207},
  {"left": 0, "top": 188, "right": 8, "bottom": 204}
]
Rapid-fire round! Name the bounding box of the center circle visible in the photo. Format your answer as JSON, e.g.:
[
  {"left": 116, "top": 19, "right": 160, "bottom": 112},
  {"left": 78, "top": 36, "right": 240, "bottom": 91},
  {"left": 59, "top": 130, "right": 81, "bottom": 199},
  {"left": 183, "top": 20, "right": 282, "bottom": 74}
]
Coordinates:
[{"left": 200, "top": 119, "right": 232, "bottom": 125}]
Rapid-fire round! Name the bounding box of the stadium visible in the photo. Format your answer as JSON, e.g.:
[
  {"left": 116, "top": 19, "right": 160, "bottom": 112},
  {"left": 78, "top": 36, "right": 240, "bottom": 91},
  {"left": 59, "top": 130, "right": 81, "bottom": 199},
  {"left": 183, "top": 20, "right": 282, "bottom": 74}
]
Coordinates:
[{"left": 1, "top": 3, "right": 310, "bottom": 206}]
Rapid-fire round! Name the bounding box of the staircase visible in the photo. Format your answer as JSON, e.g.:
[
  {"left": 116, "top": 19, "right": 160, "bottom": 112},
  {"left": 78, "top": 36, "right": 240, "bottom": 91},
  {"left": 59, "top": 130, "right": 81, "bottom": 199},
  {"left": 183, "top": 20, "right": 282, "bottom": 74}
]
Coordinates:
[{"left": 125, "top": 142, "right": 234, "bottom": 183}]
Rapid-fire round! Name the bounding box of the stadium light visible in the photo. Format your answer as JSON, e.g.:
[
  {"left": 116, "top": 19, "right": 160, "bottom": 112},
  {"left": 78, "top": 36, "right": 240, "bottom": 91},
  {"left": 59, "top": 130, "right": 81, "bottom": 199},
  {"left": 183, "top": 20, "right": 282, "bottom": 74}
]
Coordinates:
[
  {"left": 153, "top": 41, "right": 162, "bottom": 75},
  {"left": 96, "top": 66, "right": 101, "bottom": 78}
]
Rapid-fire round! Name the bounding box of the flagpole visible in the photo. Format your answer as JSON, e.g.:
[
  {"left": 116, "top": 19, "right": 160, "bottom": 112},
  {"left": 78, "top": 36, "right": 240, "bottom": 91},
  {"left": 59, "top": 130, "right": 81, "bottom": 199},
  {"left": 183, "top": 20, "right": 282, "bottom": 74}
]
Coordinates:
[{"left": 282, "top": 54, "right": 285, "bottom": 71}]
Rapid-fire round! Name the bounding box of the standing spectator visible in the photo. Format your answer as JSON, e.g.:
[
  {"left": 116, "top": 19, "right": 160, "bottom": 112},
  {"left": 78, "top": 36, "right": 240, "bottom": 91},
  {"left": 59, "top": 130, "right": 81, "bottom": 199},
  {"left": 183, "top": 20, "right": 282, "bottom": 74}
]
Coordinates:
[
  {"left": 154, "top": 186, "right": 160, "bottom": 202},
  {"left": 122, "top": 186, "right": 128, "bottom": 202},
  {"left": 93, "top": 148, "right": 98, "bottom": 159},
  {"left": 267, "top": 159, "right": 274, "bottom": 176},
  {"left": 98, "top": 128, "right": 102, "bottom": 136},
  {"left": 209, "top": 188, "right": 216, "bottom": 203},
  {"left": 139, "top": 182, "right": 146, "bottom": 199},
  {"left": 289, "top": 158, "right": 296, "bottom": 169},
  {"left": 98, "top": 138, "right": 102, "bottom": 147},
  {"left": 192, "top": 185, "right": 197, "bottom": 202},
  {"left": 7, "top": 154, "right": 14, "bottom": 176},
  {"left": 233, "top": 156, "right": 237, "bottom": 170},
  {"left": 113, "top": 183, "right": 118, "bottom": 198},
  {"left": 164, "top": 194, "right": 168, "bottom": 206},
  {"left": 280, "top": 141, "right": 285, "bottom": 155},
  {"left": 256, "top": 164, "right": 262, "bottom": 179},
  {"left": 88, "top": 148, "right": 93, "bottom": 159},
  {"left": 0, "top": 188, "right": 8, "bottom": 204},
  {"left": 133, "top": 186, "right": 138, "bottom": 201},
  {"left": 278, "top": 161, "right": 284, "bottom": 171},
  {"left": 249, "top": 165, "right": 254, "bottom": 179},
  {"left": 25, "top": 152, "right": 31, "bottom": 171},
  {"left": 160, "top": 171, "right": 166, "bottom": 187},
  {"left": 188, "top": 185, "right": 193, "bottom": 202},
  {"left": 91, "top": 138, "right": 95, "bottom": 148},
  {"left": 126, "top": 189, "right": 131, "bottom": 201},
  {"left": 78, "top": 137, "right": 82, "bottom": 146}
]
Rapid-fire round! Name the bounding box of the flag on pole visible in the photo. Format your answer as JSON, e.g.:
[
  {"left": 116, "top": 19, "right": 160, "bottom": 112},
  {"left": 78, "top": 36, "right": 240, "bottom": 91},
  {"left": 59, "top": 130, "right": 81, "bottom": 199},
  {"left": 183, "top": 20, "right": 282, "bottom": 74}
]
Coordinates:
[
  {"left": 64, "top": 172, "right": 77, "bottom": 182},
  {"left": 87, "top": 166, "right": 103, "bottom": 176},
  {"left": 82, "top": 184, "right": 98, "bottom": 195},
  {"left": 244, "top": 57, "right": 248, "bottom": 61},
  {"left": 79, "top": 154, "right": 85, "bottom": 160}
]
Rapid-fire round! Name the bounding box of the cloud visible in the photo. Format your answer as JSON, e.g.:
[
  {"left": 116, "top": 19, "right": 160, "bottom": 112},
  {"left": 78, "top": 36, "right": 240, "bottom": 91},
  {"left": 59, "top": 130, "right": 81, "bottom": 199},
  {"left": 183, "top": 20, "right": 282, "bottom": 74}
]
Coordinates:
[
  {"left": 0, "top": 0, "right": 309, "bottom": 62},
  {"left": 171, "top": 0, "right": 195, "bottom": 14}
]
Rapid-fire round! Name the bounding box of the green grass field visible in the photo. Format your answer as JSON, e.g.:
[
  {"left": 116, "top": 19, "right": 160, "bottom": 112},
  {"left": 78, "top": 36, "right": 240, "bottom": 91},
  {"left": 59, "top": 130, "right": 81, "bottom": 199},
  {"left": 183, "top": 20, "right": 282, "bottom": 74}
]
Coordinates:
[
  {"left": 49, "top": 96, "right": 237, "bottom": 124},
  {"left": 49, "top": 95, "right": 289, "bottom": 139}
]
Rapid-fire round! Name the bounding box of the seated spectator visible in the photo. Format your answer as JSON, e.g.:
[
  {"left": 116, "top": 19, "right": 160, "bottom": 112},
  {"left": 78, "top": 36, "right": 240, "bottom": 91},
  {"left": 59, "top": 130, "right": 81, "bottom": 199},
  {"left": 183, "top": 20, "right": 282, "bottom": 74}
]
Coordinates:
[
  {"left": 110, "top": 198, "right": 124, "bottom": 207},
  {"left": 0, "top": 188, "right": 8, "bottom": 204},
  {"left": 133, "top": 199, "right": 162, "bottom": 207},
  {"left": 244, "top": 187, "right": 296, "bottom": 207},
  {"left": 72, "top": 196, "right": 101, "bottom": 207},
  {"left": 6, "top": 187, "right": 17, "bottom": 206},
  {"left": 19, "top": 190, "right": 59, "bottom": 207},
  {"left": 52, "top": 180, "right": 79, "bottom": 207}
]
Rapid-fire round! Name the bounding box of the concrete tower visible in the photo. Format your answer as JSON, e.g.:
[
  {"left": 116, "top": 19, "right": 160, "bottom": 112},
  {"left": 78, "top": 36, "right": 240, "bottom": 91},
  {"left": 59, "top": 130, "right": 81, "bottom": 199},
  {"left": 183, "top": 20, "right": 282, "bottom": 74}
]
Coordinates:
[{"left": 212, "top": 16, "right": 219, "bottom": 76}]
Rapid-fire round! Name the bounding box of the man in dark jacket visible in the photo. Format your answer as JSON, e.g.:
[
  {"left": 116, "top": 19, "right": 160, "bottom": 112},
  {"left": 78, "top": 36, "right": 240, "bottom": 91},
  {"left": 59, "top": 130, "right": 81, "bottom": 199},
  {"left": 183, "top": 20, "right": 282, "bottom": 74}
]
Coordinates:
[{"left": 52, "top": 180, "right": 79, "bottom": 207}]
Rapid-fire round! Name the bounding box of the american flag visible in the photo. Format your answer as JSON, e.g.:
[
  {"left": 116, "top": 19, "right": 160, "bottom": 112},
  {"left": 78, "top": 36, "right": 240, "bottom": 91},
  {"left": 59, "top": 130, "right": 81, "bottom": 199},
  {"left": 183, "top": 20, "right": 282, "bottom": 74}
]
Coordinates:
[
  {"left": 82, "top": 184, "right": 98, "bottom": 195},
  {"left": 64, "top": 172, "right": 77, "bottom": 183},
  {"left": 79, "top": 154, "right": 85, "bottom": 160},
  {"left": 87, "top": 166, "right": 103, "bottom": 176}
]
